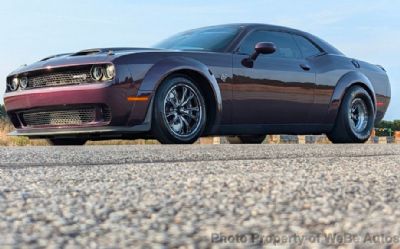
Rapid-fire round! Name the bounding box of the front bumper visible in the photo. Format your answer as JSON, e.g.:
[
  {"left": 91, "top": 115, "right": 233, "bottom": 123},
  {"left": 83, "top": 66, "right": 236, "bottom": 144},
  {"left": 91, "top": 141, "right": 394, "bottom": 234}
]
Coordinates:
[
  {"left": 4, "top": 83, "right": 152, "bottom": 137},
  {"left": 8, "top": 125, "right": 150, "bottom": 138}
]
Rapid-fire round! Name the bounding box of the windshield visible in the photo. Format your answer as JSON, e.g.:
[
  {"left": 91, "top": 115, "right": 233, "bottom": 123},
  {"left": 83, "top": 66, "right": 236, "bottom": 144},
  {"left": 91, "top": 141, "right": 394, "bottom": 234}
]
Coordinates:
[{"left": 154, "top": 26, "right": 240, "bottom": 52}]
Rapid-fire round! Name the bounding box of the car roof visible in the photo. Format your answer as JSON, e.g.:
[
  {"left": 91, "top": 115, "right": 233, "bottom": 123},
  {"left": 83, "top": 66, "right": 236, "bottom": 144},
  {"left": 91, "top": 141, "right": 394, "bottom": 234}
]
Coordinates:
[
  {"left": 197, "top": 23, "right": 344, "bottom": 55},
  {"left": 200, "top": 23, "right": 303, "bottom": 33}
]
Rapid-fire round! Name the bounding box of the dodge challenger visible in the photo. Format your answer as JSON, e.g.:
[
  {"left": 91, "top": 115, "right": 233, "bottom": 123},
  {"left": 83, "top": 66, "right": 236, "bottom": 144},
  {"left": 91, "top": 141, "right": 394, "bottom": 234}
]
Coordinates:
[{"left": 3, "top": 24, "right": 391, "bottom": 145}]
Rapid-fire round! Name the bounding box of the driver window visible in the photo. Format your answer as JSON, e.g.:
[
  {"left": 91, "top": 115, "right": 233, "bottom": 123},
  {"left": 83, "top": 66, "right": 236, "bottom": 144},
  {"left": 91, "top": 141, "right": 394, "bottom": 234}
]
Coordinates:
[{"left": 239, "top": 31, "right": 301, "bottom": 59}]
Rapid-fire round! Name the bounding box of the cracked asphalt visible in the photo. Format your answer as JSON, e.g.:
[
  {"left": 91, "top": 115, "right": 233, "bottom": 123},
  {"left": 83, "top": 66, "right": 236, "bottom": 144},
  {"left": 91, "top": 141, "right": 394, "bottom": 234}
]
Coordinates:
[{"left": 0, "top": 144, "right": 400, "bottom": 249}]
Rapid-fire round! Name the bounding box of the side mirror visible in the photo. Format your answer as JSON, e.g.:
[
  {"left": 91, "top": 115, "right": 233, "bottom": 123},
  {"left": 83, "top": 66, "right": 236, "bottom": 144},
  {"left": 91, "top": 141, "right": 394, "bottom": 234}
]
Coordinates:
[
  {"left": 251, "top": 42, "right": 276, "bottom": 60},
  {"left": 242, "top": 42, "right": 276, "bottom": 68}
]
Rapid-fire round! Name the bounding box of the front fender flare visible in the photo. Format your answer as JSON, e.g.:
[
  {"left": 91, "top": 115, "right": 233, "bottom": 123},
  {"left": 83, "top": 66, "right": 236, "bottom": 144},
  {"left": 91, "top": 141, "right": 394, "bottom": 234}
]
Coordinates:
[
  {"left": 138, "top": 56, "right": 222, "bottom": 133},
  {"left": 327, "top": 71, "right": 376, "bottom": 124}
]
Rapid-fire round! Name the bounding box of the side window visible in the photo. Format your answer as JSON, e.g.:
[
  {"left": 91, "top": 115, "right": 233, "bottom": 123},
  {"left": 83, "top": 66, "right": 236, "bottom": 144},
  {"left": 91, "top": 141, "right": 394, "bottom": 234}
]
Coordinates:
[
  {"left": 293, "top": 35, "right": 322, "bottom": 58},
  {"left": 238, "top": 31, "right": 301, "bottom": 59}
]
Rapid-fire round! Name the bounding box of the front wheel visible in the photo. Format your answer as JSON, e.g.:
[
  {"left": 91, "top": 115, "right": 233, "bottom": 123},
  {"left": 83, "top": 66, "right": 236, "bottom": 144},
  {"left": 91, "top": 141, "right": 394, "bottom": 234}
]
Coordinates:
[
  {"left": 48, "top": 138, "right": 87, "bottom": 146},
  {"left": 152, "top": 75, "right": 207, "bottom": 144},
  {"left": 327, "top": 86, "right": 375, "bottom": 143}
]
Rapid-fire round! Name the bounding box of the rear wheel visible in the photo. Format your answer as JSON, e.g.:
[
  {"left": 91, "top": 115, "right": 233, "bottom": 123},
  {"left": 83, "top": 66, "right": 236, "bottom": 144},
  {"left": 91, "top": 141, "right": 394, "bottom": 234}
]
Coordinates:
[
  {"left": 227, "top": 135, "right": 266, "bottom": 144},
  {"left": 327, "top": 86, "right": 374, "bottom": 143},
  {"left": 152, "top": 75, "right": 206, "bottom": 144},
  {"left": 48, "top": 138, "right": 87, "bottom": 146}
]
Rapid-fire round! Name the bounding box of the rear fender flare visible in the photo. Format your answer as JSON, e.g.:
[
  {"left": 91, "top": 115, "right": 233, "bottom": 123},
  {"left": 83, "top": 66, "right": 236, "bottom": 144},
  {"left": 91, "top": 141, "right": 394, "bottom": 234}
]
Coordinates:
[{"left": 327, "top": 71, "right": 376, "bottom": 124}]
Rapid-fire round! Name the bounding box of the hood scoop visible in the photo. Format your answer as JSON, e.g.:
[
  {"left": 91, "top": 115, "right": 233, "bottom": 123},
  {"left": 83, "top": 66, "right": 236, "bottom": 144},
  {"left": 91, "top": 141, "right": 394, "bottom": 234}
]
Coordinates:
[{"left": 71, "top": 49, "right": 102, "bottom": 56}]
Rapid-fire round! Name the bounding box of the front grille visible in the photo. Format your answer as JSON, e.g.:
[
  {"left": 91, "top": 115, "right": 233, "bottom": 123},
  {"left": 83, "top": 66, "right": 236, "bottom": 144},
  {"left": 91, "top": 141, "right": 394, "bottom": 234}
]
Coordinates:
[
  {"left": 27, "top": 70, "right": 93, "bottom": 89},
  {"left": 20, "top": 106, "right": 111, "bottom": 128}
]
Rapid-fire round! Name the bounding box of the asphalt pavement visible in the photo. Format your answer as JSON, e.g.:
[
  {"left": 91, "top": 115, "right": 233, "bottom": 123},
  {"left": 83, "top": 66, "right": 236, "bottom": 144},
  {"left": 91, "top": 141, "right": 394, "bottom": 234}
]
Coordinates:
[{"left": 0, "top": 144, "right": 400, "bottom": 249}]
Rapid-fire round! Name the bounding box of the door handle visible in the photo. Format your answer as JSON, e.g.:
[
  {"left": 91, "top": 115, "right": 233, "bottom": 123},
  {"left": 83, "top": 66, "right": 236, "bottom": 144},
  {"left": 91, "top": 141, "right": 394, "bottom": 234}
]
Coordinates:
[{"left": 300, "top": 64, "right": 311, "bottom": 71}]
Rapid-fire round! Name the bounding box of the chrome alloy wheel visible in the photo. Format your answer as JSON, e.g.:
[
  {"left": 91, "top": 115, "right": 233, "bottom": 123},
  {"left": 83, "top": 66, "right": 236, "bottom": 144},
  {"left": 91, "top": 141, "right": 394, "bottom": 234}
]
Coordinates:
[
  {"left": 349, "top": 98, "right": 369, "bottom": 133},
  {"left": 163, "top": 83, "right": 203, "bottom": 137}
]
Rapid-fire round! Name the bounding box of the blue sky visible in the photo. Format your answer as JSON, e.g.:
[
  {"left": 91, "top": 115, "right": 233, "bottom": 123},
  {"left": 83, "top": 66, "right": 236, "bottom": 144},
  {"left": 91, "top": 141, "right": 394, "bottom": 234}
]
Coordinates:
[{"left": 0, "top": 0, "right": 398, "bottom": 119}]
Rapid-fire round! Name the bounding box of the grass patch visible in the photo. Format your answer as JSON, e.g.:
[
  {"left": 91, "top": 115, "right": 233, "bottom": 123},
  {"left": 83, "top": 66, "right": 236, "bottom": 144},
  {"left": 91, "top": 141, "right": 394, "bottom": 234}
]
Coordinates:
[{"left": 0, "top": 120, "right": 49, "bottom": 146}]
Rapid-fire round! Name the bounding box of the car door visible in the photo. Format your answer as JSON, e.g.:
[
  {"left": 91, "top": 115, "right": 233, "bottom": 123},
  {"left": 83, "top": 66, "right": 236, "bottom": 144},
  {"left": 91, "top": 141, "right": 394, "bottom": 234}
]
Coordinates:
[{"left": 232, "top": 30, "right": 316, "bottom": 125}]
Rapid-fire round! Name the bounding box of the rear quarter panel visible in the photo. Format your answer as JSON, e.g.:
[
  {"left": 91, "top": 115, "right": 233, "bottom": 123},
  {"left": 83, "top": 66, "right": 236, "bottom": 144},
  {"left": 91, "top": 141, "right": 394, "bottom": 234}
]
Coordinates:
[
  {"left": 312, "top": 54, "right": 390, "bottom": 124},
  {"left": 358, "top": 61, "right": 391, "bottom": 122},
  {"left": 310, "top": 54, "right": 357, "bottom": 123}
]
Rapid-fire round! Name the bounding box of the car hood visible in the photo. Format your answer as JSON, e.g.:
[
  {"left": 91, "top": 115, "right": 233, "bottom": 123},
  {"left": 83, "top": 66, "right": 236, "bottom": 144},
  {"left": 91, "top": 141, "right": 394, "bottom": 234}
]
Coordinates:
[{"left": 8, "top": 47, "right": 163, "bottom": 76}]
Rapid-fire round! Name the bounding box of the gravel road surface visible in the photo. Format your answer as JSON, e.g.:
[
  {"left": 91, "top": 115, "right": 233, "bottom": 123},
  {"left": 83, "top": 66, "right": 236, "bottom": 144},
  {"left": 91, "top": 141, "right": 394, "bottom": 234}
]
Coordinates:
[{"left": 0, "top": 144, "right": 400, "bottom": 249}]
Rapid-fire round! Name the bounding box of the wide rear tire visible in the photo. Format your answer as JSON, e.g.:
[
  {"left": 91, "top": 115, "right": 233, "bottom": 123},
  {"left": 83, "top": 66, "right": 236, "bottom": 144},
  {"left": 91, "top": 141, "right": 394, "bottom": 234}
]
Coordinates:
[
  {"left": 327, "top": 86, "right": 374, "bottom": 143},
  {"left": 152, "top": 75, "right": 207, "bottom": 144}
]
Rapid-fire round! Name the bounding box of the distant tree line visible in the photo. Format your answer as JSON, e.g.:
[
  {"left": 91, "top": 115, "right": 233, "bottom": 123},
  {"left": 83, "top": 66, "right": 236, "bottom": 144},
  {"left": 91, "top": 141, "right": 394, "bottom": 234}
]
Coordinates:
[{"left": 375, "top": 120, "right": 400, "bottom": 136}]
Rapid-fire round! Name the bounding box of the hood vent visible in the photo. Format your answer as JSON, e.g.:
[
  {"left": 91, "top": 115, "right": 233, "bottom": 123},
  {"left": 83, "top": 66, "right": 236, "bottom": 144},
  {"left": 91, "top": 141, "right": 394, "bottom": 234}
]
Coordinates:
[{"left": 71, "top": 49, "right": 102, "bottom": 56}]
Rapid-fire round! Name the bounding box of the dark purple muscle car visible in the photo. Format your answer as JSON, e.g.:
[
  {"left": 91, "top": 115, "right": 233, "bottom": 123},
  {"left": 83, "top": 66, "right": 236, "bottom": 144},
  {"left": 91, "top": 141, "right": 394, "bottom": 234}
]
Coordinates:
[{"left": 4, "top": 24, "right": 391, "bottom": 145}]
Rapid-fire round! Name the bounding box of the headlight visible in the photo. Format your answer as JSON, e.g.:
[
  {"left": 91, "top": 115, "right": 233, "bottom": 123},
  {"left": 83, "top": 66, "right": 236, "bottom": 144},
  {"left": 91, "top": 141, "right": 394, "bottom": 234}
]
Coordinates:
[
  {"left": 20, "top": 77, "right": 28, "bottom": 89},
  {"left": 9, "top": 78, "right": 19, "bottom": 91},
  {"left": 91, "top": 66, "right": 104, "bottom": 81},
  {"left": 91, "top": 64, "right": 115, "bottom": 81},
  {"left": 104, "top": 65, "right": 115, "bottom": 80}
]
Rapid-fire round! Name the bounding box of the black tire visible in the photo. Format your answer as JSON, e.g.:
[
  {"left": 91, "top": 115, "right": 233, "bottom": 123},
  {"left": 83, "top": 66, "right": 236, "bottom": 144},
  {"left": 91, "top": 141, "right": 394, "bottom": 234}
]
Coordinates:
[
  {"left": 152, "top": 75, "right": 207, "bottom": 144},
  {"left": 48, "top": 138, "right": 87, "bottom": 146},
  {"left": 327, "top": 86, "right": 375, "bottom": 143},
  {"left": 227, "top": 135, "right": 266, "bottom": 144}
]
